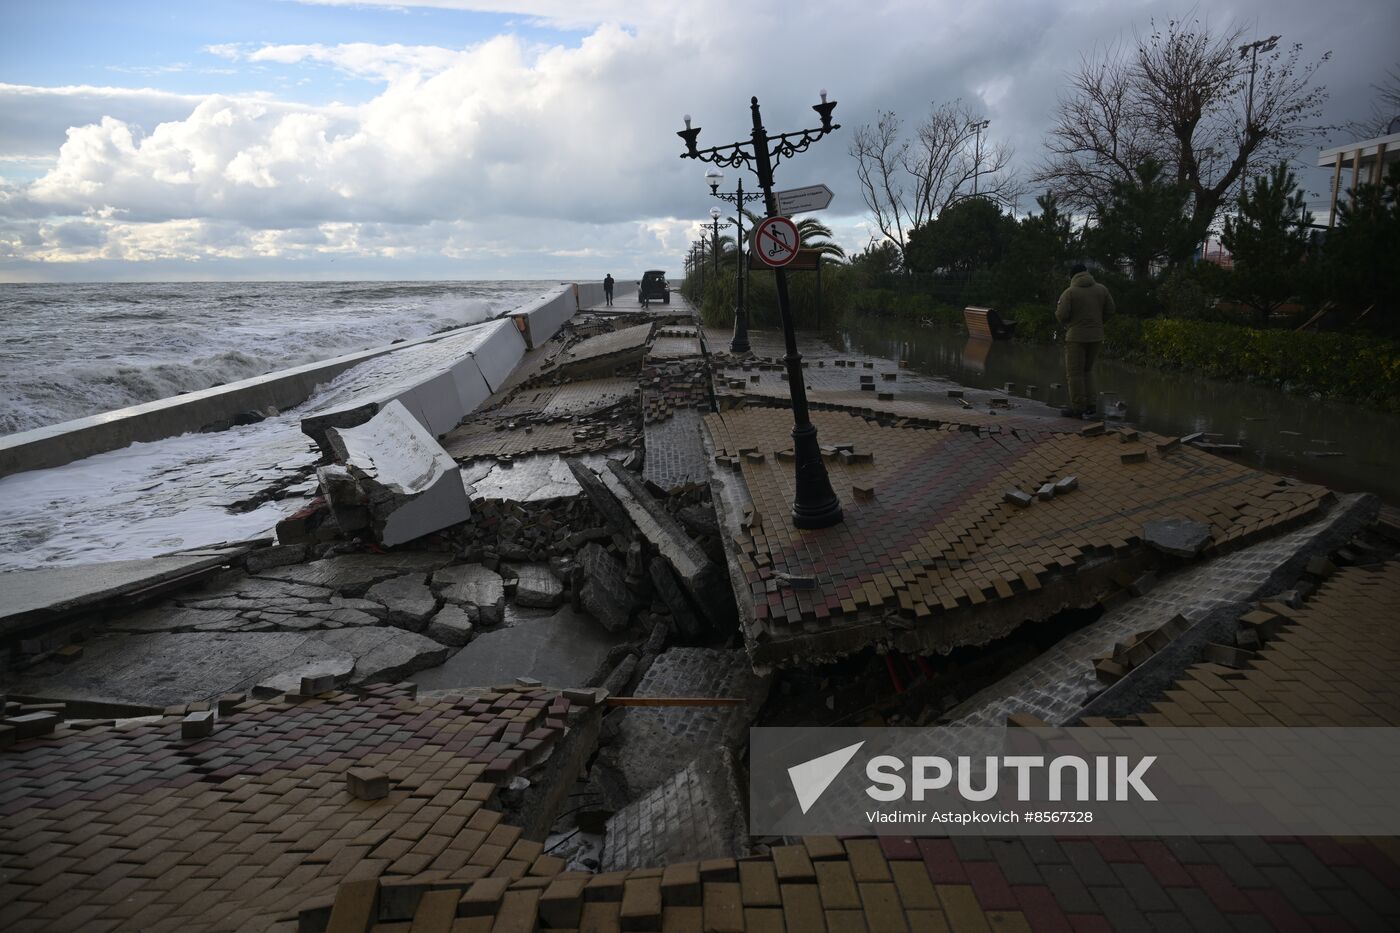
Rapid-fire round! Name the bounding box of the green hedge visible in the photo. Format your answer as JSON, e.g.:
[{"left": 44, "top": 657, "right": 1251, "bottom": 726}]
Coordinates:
[
  {"left": 1126, "top": 319, "right": 1400, "bottom": 412},
  {"left": 1006, "top": 303, "right": 1057, "bottom": 343}
]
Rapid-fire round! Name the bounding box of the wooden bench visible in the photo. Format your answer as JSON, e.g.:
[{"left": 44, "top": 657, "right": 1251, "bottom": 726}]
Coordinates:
[{"left": 963, "top": 306, "right": 1017, "bottom": 340}]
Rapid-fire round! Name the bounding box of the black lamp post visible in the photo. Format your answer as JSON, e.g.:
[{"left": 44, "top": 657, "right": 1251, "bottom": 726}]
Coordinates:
[
  {"left": 707, "top": 206, "right": 733, "bottom": 279},
  {"left": 678, "top": 92, "right": 844, "bottom": 529},
  {"left": 1237, "top": 35, "right": 1281, "bottom": 206},
  {"left": 691, "top": 240, "right": 704, "bottom": 291},
  {"left": 967, "top": 119, "right": 990, "bottom": 196},
  {"left": 705, "top": 167, "right": 765, "bottom": 353}
]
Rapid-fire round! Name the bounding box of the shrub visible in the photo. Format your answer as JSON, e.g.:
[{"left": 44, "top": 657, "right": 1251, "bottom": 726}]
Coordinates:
[
  {"left": 1006, "top": 303, "right": 1057, "bottom": 343},
  {"left": 1133, "top": 319, "right": 1400, "bottom": 411},
  {"left": 1103, "top": 315, "right": 1144, "bottom": 354}
]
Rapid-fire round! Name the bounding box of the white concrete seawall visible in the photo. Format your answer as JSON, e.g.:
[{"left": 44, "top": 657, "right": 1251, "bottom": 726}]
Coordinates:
[{"left": 0, "top": 281, "right": 613, "bottom": 479}]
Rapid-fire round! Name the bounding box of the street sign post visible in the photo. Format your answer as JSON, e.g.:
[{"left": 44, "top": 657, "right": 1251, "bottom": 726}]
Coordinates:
[
  {"left": 753, "top": 216, "right": 801, "bottom": 268},
  {"left": 775, "top": 183, "right": 834, "bottom": 215}
]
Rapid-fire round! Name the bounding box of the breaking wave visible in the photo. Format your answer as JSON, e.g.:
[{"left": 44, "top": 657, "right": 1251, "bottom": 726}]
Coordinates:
[{"left": 0, "top": 280, "right": 546, "bottom": 435}]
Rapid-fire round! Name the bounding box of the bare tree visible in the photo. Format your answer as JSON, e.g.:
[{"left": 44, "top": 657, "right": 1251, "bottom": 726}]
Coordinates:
[
  {"left": 850, "top": 99, "right": 1017, "bottom": 262},
  {"left": 1034, "top": 51, "right": 1154, "bottom": 210},
  {"left": 1035, "top": 17, "right": 1331, "bottom": 240},
  {"left": 1347, "top": 65, "right": 1400, "bottom": 138}
]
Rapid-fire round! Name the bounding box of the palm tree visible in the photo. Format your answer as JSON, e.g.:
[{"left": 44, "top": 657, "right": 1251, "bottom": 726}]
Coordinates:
[
  {"left": 730, "top": 207, "right": 846, "bottom": 261},
  {"left": 794, "top": 217, "right": 847, "bottom": 261}
]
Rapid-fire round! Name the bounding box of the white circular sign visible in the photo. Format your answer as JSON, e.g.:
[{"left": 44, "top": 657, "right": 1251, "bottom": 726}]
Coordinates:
[{"left": 753, "top": 216, "right": 801, "bottom": 268}]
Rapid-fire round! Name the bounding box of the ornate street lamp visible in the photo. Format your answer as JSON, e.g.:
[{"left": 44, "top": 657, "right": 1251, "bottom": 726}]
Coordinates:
[
  {"left": 967, "top": 119, "right": 990, "bottom": 196},
  {"left": 1238, "top": 35, "right": 1281, "bottom": 205},
  {"left": 678, "top": 92, "right": 844, "bottom": 529},
  {"left": 707, "top": 206, "right": 732, "bottom": 279},
  {"left": 705, "top": 168, "right": 765, "bottom": 353}
]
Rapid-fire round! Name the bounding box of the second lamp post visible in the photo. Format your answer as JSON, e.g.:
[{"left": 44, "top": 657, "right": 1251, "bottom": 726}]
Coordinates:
[
  {"left": 705, "top": 168, "right": 764, "bottom": 353},
  {"left": 707, "top": 206, "right": 732, "bottom": 282}
]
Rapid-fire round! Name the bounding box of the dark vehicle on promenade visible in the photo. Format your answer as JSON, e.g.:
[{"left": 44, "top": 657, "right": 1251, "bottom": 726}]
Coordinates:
[{"left": 639, "top": 270, "right": 670, "bottom": 305}]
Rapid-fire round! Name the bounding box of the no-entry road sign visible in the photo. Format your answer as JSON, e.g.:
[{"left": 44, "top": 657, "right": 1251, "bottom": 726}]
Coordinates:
[
  {"left": 753, "top": 216, "right": 801, "bottom": 267},
  {"left": 776, "top": 183, "right": 834, "bottom": 215}
]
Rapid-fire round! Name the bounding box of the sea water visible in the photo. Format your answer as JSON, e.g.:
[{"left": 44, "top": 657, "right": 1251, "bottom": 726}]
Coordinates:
[{"left": 0, "top": 280, "right": 545, "bottom": 435}]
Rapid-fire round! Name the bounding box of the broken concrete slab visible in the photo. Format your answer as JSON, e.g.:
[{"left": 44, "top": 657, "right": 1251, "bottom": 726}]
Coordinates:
[
  {"left": 512, "top": 563, "right": 564, "bottom": 608},
  {"left": 577, "top": 543, "right": 633, "bottom": 633},
  {"left": 320, "top": 400, "right": 472, "bottom": 547},
  {"left": 255, "top": 552, "right": 452, "bottom": 596},
  {"left": 315, "top": 628, "right": 450, "bottom": 684},
  {"left": 363, "top": 574, "right": 437, "bottom": 631},
  {"left": 411, "top": 604, "right": 626, "bottom": 693},
  {"left": 648, "top": 557, "right": 706, "bottom": 643},
  {"left": 676, "top": 505, "right": 719, "bottom": 540},
  {"left": 565, "top": 456, "right": 633, "bottom": 532},
  {"left": 598, "top": 461, "right": 735, "bottom": 629},
  {"left": 426, "top": 605, "right": 475, "bottom": 647},
  {"left": 2, "top": 631, "right": 356, "bottom": 708},
  {"left": 326, "top": 596, "right": 389, "bottom": 618},
  {"left": 252, "top": 653, "right": 357, "bottom": 698},
  {"left": 433, "top": 564, "right": 506, "bottom": 626},
  {"left": 309, "top": 607, "right": 381, "bottom": 628},
  {"left": 1143, "top": 518, "right": 1213, "bottom": 558},
  {"left": 602, "top": 748, "right": 750, "bottom": 871},
  {"left": 107, "top": 607, "right": 244, "bottom": 634},
  {"left": 547, "top": 322, "right": 654, "bottom": 381},
  {"left": 298, "top": 319, "right": 513, "bottom": 454},
  {"left": 0, "top": 554, "right": 230, "bottom": 638},
  {"left": 186, "top": 576, "right": 335, "bottom": 607},
  {"left": 242, "top": 544, "right": 309, "bottom": 574}
]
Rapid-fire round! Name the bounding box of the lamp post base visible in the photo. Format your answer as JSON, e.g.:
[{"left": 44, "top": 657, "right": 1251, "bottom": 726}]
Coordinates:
[
  {"left": 730, "top": 310, "right": 750, "bottom": 354},
  {"left": 789, "top": 423, "right": 843, "bottom": 529}
]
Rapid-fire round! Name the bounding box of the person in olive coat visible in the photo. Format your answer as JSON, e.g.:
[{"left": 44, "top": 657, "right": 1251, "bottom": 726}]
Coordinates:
[
  {"left": 1055, "top": 263, "right": 1115, "bottom": 418},
  {"left": 603, "top": 274, "right": 615, "bottom": 307}
]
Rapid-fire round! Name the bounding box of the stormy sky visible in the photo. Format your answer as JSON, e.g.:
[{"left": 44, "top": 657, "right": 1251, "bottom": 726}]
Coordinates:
[{"left": 1, "top": 0, "right": 1395, "bottom": 282}]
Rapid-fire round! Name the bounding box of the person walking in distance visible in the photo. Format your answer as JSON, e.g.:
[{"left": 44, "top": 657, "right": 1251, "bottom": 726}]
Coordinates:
[
  {"left": 1055, "top": 263, "right": 1115, "bottom": 419},
  {"left": 603, "top": 274, "right": 615, "bottom": 307}
]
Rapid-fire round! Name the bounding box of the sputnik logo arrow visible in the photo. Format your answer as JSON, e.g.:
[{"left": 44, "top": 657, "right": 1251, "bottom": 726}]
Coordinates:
[{"left": 788, "top": 741, "right": 865, "bottom": 814}]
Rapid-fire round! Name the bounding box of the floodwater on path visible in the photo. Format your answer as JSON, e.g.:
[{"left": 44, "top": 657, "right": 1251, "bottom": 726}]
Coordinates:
[{"left": 836, "top": 314, "right": 1400, "bottom": 505}]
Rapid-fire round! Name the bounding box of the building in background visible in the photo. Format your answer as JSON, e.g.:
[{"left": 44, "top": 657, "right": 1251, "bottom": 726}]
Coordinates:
[{"left": 1317, "top": 123, "right": 1400, "bottom": 227}]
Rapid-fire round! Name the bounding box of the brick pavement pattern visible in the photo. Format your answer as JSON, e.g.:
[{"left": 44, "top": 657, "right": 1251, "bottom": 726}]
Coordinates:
[
  {"left": 3, "top": 581, "right": 1398, "bottom": 930},
  {"left": 704, "top": 405, "right": 1329, "bottom": 666},
  {"left": 947, "top": 496, "right": 1368, "bottom": 727},
  {"left": 643, "top": 410, "right": 709, "bottom": 491},
  {"left": 0, "top": 682, "right": 580, "bottom": 932},
  {"left": 284, "top": 563, "right": 1400, "bottom": 931},
  {"left": 1087, "top": 560, "right": 1400, "bottom": 728}
]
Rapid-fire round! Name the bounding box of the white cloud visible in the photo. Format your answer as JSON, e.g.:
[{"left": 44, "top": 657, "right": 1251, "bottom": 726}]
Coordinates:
[
  {"left": 210, "top": 41, "right": 465, "bottom": 81},
  {"left": 3, "top": 0, "right": 1396, "bottom": 279}
]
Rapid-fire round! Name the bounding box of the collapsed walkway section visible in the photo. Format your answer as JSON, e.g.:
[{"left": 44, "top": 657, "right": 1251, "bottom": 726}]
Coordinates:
[{"left": 705, "top": 402, "right": 1330, "bottom": 669}]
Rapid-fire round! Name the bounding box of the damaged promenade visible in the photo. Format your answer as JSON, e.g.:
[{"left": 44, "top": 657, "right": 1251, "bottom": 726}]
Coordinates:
[{"left": 3, "top": 286, "right": 1400, "bottom": 932}]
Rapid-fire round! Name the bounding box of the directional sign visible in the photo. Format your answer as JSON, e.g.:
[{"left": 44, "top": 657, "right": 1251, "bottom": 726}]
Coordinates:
[
  {"left": 753, "top": 216, "right": 801, "bottom": 267},
  {"left": 776, "top": 183, "right": 834, "bottom": 215}
]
